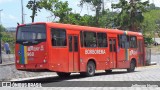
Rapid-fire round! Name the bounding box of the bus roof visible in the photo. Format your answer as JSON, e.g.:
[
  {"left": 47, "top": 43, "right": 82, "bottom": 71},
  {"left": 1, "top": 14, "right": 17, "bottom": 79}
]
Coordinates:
[{"left": 19, "top": 22, "right": 143, "bottom": 37}]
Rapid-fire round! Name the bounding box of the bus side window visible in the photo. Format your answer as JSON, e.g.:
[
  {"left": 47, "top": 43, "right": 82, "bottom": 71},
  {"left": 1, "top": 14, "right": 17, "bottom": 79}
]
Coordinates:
[
  {"left": 97, "top": 33, "right": 107, "bottom": 47},
  {"left": 51, "top": 28, "right": 66, "bottom": 46},
  {"left": 84, "top": 31, "right": 97, "bottom": 47},
  {"left": 109, "top": 39, "right": 112, "bottom": 52},
  {"left": 118, "top": 34, "right": 129, "bottom": 48},
  {"left": 130, "top": 36, "right": 137, "bottom": 48},
  {"left": 68, "top": 36, "right": 72, "bottom": 52},
  {"left": 80, "top": 31, "right": 84, "bottom": 47}
]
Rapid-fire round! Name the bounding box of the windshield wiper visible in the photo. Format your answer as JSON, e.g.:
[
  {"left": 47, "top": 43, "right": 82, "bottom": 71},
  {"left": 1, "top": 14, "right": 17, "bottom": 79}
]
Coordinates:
[
  {"left": 32, "top": 40, "right": 38, "bottom": 43},
  {"left": 23, "top": 41, "right": 29, "bottom": 44}
]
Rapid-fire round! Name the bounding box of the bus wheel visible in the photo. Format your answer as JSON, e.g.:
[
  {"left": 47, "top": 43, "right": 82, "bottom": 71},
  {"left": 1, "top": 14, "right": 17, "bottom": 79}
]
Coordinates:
[
  {"left": 105, "top": 70, "right": 112, "bottom": 73},
  {"left": 85, "top": 61, "right": 96, "bottom": 77},
  {"left": 56, "top": 72, "right": 71, "bottom": 77},
  {"left": 127, "top": 60, "right": 136, "bottom": 72}
]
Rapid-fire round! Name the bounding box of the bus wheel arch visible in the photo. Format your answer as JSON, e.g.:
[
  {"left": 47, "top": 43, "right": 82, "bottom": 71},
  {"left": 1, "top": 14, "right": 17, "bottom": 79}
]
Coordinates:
[
  {"left": 88, "top": 59, "right": 97, "bottom": 69},
  {"left": 131, "top": 58, "right": 137, "bottom": 67},
  {"left": 81, "top": 59, "right": 96, "bottom": 77},
  {"left": 127, "top": 58, "right": 136, "bottom": 72}
]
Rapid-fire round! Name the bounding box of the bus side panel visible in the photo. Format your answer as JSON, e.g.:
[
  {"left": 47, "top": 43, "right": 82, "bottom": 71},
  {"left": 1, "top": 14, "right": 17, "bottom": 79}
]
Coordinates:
[
  {"left": 129, "top": 48, "right": 139, "bottom": 65},
  {"left": 117, "top": 48, "right": 130, "bottom": 68},
  {"left": 137, "top": 36, "right": 145, "bottom": 67},
  {"left": 79, "top": 48, "right": 109, "bottom": 71},
  {"left": 47, "top": 26, "right": 69, "bottom": 72},
  {"left": 50, "top": 48, "right": 69, "bottom": 72}
]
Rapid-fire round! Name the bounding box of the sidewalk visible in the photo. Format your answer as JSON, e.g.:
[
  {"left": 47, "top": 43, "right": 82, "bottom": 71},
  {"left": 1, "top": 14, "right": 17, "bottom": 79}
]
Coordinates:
[{"left": 1, "top": 53, "right": 15, "bottom": 65}]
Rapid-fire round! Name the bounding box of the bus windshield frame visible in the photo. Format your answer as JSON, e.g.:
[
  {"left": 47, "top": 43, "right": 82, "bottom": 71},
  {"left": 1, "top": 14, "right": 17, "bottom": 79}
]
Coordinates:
[{"left": 16, "top": 24, "right": 46, "bottom": 45}]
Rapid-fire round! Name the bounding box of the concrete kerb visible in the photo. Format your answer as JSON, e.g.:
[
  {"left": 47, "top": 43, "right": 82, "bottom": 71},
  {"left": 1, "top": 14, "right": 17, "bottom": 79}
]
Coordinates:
[
  {"left": 10, "top": 74, "right": 58, "bottom": 82},
  {"left": 0, "top": 62, "right": 15, "bottom": 66}
]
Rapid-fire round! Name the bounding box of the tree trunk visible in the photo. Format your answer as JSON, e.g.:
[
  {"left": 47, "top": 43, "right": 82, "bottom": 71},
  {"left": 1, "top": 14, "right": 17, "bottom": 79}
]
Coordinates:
[
  {"left": 32, "top": 0, "right": 36, "bottom": 23},
  {"left": 95, "top": 8, "right": 99, "bottom": 27}
]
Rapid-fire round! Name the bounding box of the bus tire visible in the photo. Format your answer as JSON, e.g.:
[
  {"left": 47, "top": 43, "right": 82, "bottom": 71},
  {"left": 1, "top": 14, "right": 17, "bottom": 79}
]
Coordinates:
[
  {"left": 127, "top": 60, "right": 136, "bottom": 72},
  {"left": 85, "top": 61, "right": 96, "bottom": 77},
  {"left": 105, "top": 70, "right": 112, "bottom": 73},
  {"left": 56, "top": 72, "right": 71, "bottom": 77}
]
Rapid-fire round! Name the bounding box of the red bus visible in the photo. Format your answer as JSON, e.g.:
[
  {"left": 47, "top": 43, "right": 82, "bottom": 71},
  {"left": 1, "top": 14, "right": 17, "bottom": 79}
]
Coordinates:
[{"left": 15, "top": 22, "right": 145, "bottom": 77}]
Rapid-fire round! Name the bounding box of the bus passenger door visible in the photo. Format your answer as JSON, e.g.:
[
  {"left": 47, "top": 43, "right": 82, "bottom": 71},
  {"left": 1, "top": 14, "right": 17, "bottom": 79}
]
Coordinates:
[
  {"left": 68, "top": 35, "right": 79, "bottom": 72},
  {"left": 109, "top": 38, "right": 117, "bottom": 68},
  {"left": 137, "top": 39, "right": 144, "bottom": 66}
]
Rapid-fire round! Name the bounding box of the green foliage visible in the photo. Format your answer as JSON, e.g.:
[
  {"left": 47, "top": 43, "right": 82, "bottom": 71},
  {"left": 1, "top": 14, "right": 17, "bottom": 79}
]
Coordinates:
[
  {"left": 144, "top": 37, "right": 153, "bottom": 45},
  {"left": 141, "top": 10, "right": 160, "bottom": 36},
  {"left": 2, "top": 32, "right": 15, "bottom": 42},
  {"left": 0, "top": 25, "right": 15, "bottom": 53},
  {"left": 39, "top": 0, "right": 58, "bottom": 11},
  {"left": 80, "top": 0, "right": 103, "bottom": 26},
  {"left": 26, "top": 0, "right": 43, "bottom": 22},
  {"left": 25, "top": 0, "right": 160, "bottom": 39},
  {"left": 53, "top": 1, "right": 72, "bottom": 23},
  {"left": 98, "top": 10, "right": 118, "bottom": 28},
  {"left": 112, "top": 0, "right": 149, "bottom": 31},
  {"left": 0, "top": 25, "right": 5, "bottom": 38}
]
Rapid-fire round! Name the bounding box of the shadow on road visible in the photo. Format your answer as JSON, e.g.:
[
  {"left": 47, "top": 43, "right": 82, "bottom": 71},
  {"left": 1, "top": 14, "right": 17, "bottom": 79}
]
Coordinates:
[{"left": 14, "top": 71, "right": 139, "bottom": 83}]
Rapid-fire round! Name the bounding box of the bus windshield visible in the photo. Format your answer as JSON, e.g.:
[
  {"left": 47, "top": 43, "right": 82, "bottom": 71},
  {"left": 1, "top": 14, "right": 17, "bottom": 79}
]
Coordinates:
[{"left": 16, "top": 24, "right": 46, "bottom": 45}]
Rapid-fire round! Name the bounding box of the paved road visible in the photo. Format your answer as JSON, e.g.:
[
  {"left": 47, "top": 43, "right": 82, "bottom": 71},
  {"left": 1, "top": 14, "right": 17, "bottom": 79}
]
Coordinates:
[
  {"left": 0, "top": 55, "right": 160, "bottom": 89},
  {"left": 6, "top": 65, "right": 159, "bottom": 89},
  {"left": 1, "top": 54, "right": 14, "bottom": 64}
]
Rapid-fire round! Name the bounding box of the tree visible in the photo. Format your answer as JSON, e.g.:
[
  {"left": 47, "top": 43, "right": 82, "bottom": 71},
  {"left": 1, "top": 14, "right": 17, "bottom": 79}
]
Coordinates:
[
  {"left": 39, "top": 0, "right": 72, "bottom": 23},
  {"left": 80, "top": 14, "right": 95, "bottom": 26},
  {"left": 0, "top": 25, "right": 5, "bottom": 64},
  {"left": 80, "top": 0, "right": 103, "bottom": 26},
  {"left": 53, "top": 1, "right": 72, "bottom": 23},
  {"left": 98, "top": 9, "right": 118, "bottom": 28},
  {"left": 112, "top": 0, "right": 149, "bottom": 31},
  {"left": 141, "top": 10, "right": 160, "bottom": 37},
  {"left": 26, "top": 0, "right": 42, "bottom": 22}
]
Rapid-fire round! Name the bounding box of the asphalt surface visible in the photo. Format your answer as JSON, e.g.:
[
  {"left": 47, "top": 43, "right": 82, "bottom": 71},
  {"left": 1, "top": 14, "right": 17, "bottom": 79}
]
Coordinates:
[{"left": 0, "top": 54, "right": 160, "bottom": 89}]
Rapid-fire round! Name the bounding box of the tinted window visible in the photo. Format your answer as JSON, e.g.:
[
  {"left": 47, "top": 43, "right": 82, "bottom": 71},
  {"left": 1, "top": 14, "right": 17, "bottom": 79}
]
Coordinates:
[
  {"left": 130, "top": 36, "right": 137, "bottom": 48},
  {"left": 84, "top": 31, "right": 97, "bottom": 47},
  {"left": 80, "top": 31, "right": 84, "bottom": 47},
  {"left": 68, "top": 36, "right": 72, "bottom": 52},
  {"left": 109, "top": 39, "right": 116, "bottom": 52},
  {"left": 118, "top": 35, "right": 129, "bottom": 48},
  {"left": 17, "top": 24, "right": 46, "bottom": 41},
  {"left": 74, "top": 36, "right": 78, "bottom": 52},
  {"left": 109, "top": 39, "right": 112, "bottom": 52},
  {"left": 97, "top": 33, "right": 107, "bottom": 47},
  {"left": 51, "top": 28, "right": 66, "bottom": 46}
]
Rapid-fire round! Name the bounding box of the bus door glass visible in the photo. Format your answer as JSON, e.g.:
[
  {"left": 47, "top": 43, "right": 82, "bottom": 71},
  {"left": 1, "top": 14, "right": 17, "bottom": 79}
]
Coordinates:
[
  {"left": 68, "top": 35, "right": 79, "bottom": 72},
  {"left": 109, "top": 38, "right": 117, "bottom": 68}
]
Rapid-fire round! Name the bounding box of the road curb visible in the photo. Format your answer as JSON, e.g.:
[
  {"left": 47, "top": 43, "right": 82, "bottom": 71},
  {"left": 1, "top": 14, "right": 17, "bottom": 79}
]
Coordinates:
[
  {"left": 0, "top": 62, "right": 15, "bottom": 66},
  {"left": 149, "top": 62, "right": 157, "bottom": 65},
  {"left": 10, "top": 74, "right": 58, "bottom": 82}
]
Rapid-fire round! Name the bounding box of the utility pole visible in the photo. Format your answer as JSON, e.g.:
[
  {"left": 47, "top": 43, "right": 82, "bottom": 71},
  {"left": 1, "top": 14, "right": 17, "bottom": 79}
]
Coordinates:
[
  {"left": 102, "top": 0, "right": 105, "bottom": 14},
  {"left": 21, "top": 0, "right": 24, "bottom": 24},
  {"left": 0, "top": 9, "right": 3, "bottom": 64},
  {"left": 23, "top": 14, "right": 27, "bottom": 23}
]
